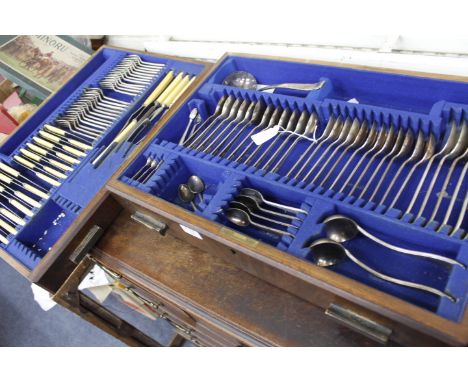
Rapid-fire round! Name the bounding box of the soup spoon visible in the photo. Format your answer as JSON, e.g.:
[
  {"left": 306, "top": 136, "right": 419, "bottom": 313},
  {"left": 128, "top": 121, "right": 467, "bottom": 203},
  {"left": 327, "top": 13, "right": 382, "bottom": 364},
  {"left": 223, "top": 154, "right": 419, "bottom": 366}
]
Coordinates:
[
  {"left": 308, "top": 238, "right": 457, "bottom": 302},
  {"left": 322, "top": 214, "right": 465, "bottom": 268},
  {"left": 225, "top": 208, "right": 295, "bottom": 237},
  {"left": 236, "top": 195, "right": 302, "bottom": 221},
  {"left": 229, "top": 201, "right": 294, "bottom": 228},
  {"left": 240, "top": 188, "right": 307, "bottom": 215}
]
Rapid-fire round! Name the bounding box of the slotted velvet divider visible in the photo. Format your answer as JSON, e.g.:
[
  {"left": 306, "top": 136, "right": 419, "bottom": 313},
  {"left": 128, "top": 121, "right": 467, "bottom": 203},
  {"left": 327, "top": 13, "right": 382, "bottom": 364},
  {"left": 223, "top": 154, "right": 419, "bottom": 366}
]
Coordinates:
[
  {"left": 120, "top": 55, "right": 468, "bottom": 322},
  {"left": 0, "top": 47, "right": 205, "bottom": 269}
]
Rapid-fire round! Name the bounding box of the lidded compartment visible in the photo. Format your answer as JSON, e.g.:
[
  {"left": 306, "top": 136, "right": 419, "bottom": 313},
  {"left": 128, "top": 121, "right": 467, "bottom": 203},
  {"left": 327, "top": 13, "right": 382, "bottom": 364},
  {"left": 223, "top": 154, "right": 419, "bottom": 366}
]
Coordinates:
[{"left": 119, "top": 54, "right": 468, "bottom": 323}]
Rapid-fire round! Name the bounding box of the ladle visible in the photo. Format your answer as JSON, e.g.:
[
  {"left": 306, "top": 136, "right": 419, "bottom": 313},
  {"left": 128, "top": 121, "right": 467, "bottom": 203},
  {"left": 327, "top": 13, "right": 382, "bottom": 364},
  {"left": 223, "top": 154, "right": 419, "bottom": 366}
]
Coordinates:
[{"left": 223, "top": 71, "right": 325, "bottom": 92}]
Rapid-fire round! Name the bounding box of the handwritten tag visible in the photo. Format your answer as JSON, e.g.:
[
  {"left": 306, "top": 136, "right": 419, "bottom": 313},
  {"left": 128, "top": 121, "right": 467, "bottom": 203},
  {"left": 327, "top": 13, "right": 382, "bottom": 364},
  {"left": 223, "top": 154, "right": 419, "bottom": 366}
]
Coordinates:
[
  {"left": 251, "top": 125, "right": 280, "bottom": 145},
  {"left": 180, "top": 224, "right": 203, "bottom": 240}
]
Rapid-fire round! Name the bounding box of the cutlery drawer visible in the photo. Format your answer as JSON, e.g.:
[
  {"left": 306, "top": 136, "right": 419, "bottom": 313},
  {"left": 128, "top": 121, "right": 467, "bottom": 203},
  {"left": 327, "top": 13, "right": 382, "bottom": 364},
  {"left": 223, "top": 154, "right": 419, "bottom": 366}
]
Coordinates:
[
  {"left": 0, "top": 46, "right": 209, "bottom": 277},
  {"left": 44, "top": 190, "right": 382, "bottom": 346},
  {"left": 107, "top": 53, "right": 468, "bottom": 345}
]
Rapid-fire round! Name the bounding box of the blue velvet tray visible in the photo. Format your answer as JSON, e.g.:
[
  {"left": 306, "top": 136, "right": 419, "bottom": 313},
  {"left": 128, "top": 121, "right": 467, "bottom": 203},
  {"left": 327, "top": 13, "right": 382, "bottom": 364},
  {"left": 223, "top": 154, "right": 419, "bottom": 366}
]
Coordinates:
[
  {"left": 0, "top": 47, "right": 204, "bottom": 270},
  {"left": 120, "top": 54, "right": 468, "bottom": 323}
]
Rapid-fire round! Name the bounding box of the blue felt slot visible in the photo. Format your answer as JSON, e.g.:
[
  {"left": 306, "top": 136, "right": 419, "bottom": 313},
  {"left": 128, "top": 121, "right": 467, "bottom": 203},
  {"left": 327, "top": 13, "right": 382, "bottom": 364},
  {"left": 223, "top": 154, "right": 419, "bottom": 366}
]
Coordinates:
[
  {"left": 119, "top": 55, "right": 468, "bottom": 322},
  {"left": 0, "top": 47, "right": 206, "bottom": 270}
]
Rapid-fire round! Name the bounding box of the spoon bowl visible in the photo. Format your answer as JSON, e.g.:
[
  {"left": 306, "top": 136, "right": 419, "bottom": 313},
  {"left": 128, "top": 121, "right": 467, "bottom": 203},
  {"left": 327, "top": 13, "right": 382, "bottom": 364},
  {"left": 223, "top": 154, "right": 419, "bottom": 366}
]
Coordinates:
[
  {"left": 308, "top": 238, "right": 346, "bottom": 267},
  {"left": 223, "top": 71, "right": 257, "bottom": 90},
  {"left": 322, "top": 215, "right": 359, "bottom": 243},
  {"left": 178, "top": 183, "right": 196, "bottom": 203},
  {"left": 188, "top": 175, "right": 205, "bottom": 201}
]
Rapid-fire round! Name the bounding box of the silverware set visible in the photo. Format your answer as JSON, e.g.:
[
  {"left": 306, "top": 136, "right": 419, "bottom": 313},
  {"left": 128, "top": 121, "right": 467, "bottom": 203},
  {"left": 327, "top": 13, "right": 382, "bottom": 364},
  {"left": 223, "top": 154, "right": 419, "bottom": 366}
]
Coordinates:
[
  {"left": 224, "top": 188, "right": 307, "bottom": 238},
  {"left": 183, "top": 97, "right": 466, "bottom": 238},
  {"left": 131, "top": 156, "right": 164, "bottom": 184},
  {"left": 100, "top": 55, "right": 166, "bottom": 97},
  {"left": 293, "top": 117, "right": 467, "bottom": 238},
  {"left": 92, "top": 70, "right": 196, "bottom": 167},
  {"left": 0, "top": 161, "right": 50, "bottom": 246},
  {"left": 182, "top": 96, "right": 318, "bottom": 173},
  {"left": 308, "top": 213, "right": 463, "bottom": 301},
  {"left": 0, "top": 56, "right": 163, "bottom": 246},
  {"left": 0, "top": 89, "right": 131, "bottom": 246}
]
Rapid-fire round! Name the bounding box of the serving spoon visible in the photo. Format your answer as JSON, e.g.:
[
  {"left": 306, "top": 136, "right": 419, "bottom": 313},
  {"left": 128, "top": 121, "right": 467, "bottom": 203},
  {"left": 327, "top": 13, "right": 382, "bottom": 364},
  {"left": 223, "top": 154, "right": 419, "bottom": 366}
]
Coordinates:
[
  {"left": 223, "top": 71, "right": 326, "bottom": 92},
  {"left": 322, "top": 214, "right": 465, "bottom": 268},
  {"left": 308, "top": 238, "right": 457, "bottom": 302}
]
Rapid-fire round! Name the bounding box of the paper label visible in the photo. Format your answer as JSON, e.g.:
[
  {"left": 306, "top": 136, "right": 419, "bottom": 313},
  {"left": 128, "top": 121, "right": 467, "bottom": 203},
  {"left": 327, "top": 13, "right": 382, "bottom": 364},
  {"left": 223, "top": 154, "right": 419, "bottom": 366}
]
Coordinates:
[
  {"left": 31, "top": 283, "right": 57, "bottom": 311},
  {"left": 251, "top": 125, "right": 280, "bottom": 145},
  {"left": 78, "top": 265, "right": 112, "bottom": 290},
  {"left": 347, "top": 98, "right": 359, "bottom": 104},
  {"left": 180, "top": 224, "right": 203, "bottom": 239}
]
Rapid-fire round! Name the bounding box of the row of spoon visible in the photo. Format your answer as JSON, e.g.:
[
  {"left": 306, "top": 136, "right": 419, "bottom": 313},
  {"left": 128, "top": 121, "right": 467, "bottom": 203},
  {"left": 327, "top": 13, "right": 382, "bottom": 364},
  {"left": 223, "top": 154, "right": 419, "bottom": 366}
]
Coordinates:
[{"left": 224, "top": 188, "right": 307, "bottom": 238}]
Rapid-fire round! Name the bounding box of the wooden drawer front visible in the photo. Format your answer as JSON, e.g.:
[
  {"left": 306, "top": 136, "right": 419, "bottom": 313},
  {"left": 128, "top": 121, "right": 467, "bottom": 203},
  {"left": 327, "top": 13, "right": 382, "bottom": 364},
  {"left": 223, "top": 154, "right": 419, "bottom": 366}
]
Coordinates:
[
  {"left": 114, "top": 196, "right": 449, "bottom": 346},
  {"left": 98, "top": 261, "right": 244, "bottom": 347}
]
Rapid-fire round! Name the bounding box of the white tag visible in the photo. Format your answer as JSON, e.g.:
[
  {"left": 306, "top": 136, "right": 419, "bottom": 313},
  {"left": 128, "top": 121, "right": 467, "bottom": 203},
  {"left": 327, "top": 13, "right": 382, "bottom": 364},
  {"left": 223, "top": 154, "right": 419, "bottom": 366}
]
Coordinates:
[
  {"left": 31, "top": 283, "right": 57, "bottom": 311},
  {"left": 180, "top": 224, "right": 203, "bottom": 239},
  {"left": 347, "top": 98, "right": 359, "bottom": 104},
  {"left": 78, "top": 265, "right": 112, "bottom": 290},
  {"left": 251, "top": 125, "right": 280, "bottom": 145}
]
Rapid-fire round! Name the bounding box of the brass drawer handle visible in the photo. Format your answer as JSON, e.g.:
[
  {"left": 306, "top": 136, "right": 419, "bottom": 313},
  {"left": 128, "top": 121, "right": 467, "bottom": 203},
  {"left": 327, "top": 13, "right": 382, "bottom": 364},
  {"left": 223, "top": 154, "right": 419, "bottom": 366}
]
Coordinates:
[
  {"left": 131, "top": 211, "right": 168, "bottom": 235},
  {"left": 325, "top": 303, "right": 392, "bottom": 344}
]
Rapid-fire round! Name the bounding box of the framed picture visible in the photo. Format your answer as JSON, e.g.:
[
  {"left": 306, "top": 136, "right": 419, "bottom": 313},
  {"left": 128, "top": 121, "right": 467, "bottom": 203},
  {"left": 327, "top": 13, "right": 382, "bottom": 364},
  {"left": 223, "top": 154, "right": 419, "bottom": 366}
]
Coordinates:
[{"left": 0, "top": 35, "right": 91, "bottom": 99}]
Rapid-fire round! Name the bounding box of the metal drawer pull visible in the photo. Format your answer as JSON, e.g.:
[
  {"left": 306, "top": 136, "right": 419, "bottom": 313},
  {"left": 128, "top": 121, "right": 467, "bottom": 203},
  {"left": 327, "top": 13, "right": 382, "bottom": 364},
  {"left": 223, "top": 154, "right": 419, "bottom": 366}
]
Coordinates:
[
  {"left": 69, "top": 225, "right": 104, "bottom": 264},
  {"left": 131, "top": 211, "right": 168, "bottom": 235},
  {"left": 325, "top": 303, "right": 392, "bottom": 344}
]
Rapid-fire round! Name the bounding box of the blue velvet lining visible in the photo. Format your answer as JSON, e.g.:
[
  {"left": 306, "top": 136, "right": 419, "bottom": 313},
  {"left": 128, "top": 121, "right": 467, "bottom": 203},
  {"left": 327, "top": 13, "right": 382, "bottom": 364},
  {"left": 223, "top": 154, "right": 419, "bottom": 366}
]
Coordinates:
[
  {"left": 0, "top": 48, "right": 205, "bottom": 270},
  {"left": 120, "top": 55, "right": 468, "bottom": 322}
]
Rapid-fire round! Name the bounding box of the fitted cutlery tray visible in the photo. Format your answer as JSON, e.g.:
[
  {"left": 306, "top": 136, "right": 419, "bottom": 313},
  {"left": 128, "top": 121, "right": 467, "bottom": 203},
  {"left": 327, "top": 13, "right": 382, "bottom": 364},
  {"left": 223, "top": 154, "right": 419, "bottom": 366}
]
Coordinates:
[
  {"left": 0, "top": 47, "right": 206, "bottom": 270},
  {"left": 118, "top": 54, "right": 468, "bottom": 325}
]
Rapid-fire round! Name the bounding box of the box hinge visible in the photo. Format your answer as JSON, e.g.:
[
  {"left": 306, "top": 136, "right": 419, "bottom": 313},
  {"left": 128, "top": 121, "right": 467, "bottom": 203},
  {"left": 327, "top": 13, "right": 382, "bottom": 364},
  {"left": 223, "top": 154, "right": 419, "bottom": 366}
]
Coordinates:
[
  {"left": 130, "top": 211, "right": 168, "bottom": 235},
  {"left": 325, "top": 303, "right": 392, "bottom": 344}
]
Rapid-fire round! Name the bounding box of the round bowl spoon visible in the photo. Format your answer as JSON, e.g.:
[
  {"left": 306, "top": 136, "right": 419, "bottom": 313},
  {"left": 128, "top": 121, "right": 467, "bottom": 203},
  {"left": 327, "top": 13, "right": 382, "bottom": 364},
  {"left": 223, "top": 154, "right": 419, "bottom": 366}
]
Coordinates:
[
  {"left": 236, "top": 195, "right": 302, "bottom": 221},
  {"left": 308, "top": 238, "right": 456, "bottom": 302},
  {"left": 229, "top": 201, "right": 294, "bottom": 228},
  {"left": 187, "top": 175, "right": 205, "bottom": 202},
  {"left": 225, "top": 208, "right": 294, "bottom": 237},
  {"left": 178, "top": 184, "right": 199, "bottom": 211},
  {"left": 241, "top": 188, "right": 308, "bottom": 215},
  {"left": 322, "top": 214, "right": 465, "bottom": 268}
]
